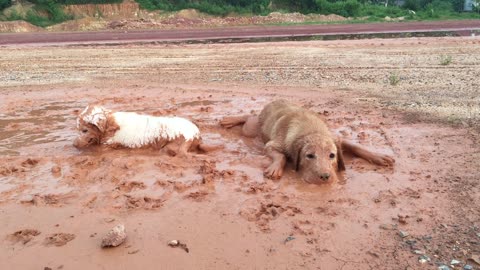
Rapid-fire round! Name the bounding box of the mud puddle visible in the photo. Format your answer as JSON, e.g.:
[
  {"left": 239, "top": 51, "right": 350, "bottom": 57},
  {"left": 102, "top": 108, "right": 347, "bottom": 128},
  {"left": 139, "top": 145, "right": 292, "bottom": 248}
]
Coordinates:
[
  {"left": 0, "top": 85, "right": 477, "bottom": 269},
  {"left": 0, "top": 101, "right": 82, "bottom": 155}
]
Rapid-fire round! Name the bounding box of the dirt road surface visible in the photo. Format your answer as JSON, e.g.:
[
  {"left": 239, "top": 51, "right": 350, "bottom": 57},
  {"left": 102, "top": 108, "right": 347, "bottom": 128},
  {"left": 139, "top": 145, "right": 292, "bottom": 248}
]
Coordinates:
[
  {"left": 1, "top": 36, "right": 480, "bottom": 269},
  {"left": 1, "top": 20, "right": 480, "bottom": 45}
]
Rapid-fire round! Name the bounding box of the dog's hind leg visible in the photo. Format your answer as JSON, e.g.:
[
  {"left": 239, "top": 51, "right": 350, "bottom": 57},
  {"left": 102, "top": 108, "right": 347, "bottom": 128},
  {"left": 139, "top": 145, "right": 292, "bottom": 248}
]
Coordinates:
[
  {"left": 340, "top": 139, "right": 395, "bottom": 167},
  {"left": 220, "top": 115, "right": 259, "bottom": 138},
  {"left": 177, "top": 139, "right": 193, "bottom": 158},
  {"left": 220, "top": 115, "right": 250, "bottom": 128},
  {"left": 193, "top": 138, "right": 224, "bottom": 153}
]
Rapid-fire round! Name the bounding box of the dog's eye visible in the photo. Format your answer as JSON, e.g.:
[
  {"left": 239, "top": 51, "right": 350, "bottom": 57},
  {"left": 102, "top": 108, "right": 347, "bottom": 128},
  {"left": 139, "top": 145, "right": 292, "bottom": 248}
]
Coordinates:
[
  {"left": 329, "top": 153, "right": 335, "bottom": 159},
  {"left": 306, "top": 154, "right": 316, "bottom": 159},
  {"left": 82, "top": 129, "right": 88, "bottom": 133}
]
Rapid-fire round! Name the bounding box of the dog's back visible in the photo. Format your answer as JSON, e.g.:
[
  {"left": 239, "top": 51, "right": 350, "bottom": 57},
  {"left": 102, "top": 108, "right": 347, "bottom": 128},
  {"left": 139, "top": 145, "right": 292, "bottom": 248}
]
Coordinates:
[
  {"left": 258, "top": 100, "right": 331, "bottom": 149},
  {"left": 107, "top": 112, "right": 200, "bottom": 148}
]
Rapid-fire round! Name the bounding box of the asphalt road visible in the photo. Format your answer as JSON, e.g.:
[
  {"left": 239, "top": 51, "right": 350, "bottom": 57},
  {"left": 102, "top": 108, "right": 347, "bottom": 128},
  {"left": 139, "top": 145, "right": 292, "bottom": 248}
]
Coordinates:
[{"left": 1, "top": 20, "right": 479, "bottom": 45}]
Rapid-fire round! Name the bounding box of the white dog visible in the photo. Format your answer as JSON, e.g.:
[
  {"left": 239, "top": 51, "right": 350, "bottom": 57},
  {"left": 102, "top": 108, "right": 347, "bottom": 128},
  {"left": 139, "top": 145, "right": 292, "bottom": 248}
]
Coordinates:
[{"left": 73, "top": 104, "right": 218, "bottom": 156}]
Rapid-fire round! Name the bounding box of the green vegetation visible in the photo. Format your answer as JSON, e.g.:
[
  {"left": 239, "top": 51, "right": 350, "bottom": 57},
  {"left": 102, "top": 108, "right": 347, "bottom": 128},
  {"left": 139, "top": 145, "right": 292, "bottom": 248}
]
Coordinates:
[
  {"left": 56, "top": 0, "right": 122, "bottom": 4},
  {"left": 135, "top": 0, "right": 270, "bottom": 15},
  {"left": 6, "top": 0, "right": 72, "bottom": 27},
  {"left": 133, "top": 0, "right": 480, "bottom": 19},
  {"left": 0, "top": 0, "right": 11, "bottom": 10},
  {"left": 389, "top": 72, "right": 400, "bottom": 86},
  {"left": 439, "top": 55, "right": 453, "bottom": 65}
]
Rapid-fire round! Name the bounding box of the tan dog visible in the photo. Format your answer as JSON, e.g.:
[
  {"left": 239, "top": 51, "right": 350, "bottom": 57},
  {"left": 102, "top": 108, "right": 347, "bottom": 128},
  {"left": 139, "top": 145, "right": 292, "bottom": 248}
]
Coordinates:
[
  {"left": 74, "top": 104, "right": 220, "bottom": 156},
  {"left": 220, "top": 100, "right": 395, "bottom": 184}
]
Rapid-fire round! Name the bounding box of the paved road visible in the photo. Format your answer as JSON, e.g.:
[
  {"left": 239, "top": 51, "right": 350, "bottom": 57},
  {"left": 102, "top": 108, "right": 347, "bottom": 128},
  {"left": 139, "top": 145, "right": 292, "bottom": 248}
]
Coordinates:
[{"left": 1, "top": 20, "right": 479, "bottom": 45}]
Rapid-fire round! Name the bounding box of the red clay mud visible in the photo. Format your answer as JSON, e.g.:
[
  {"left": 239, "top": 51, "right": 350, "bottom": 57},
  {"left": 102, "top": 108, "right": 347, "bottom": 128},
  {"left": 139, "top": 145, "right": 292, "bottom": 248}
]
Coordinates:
[{"left": 0, "top": 37, "right": 479, "bottom": 269}]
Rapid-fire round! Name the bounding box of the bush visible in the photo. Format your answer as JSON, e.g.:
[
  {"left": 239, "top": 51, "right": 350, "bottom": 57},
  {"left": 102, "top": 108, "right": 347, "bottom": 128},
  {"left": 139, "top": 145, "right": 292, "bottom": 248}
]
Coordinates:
[
  {"left": 0, "top": 0, "right": 11, "bottom": 10},
  {"left": 132, "top": 0, "right": 479, "bottom": 18},
  {"left": 417, "top": 0, "right": 455, "bottom": 18},
  {"left": 57, "top": 0, "right": 123, "bottom": 4},
  {"left": 25, "top": 9, "right": 52, "bottom": 27},
  {"left": 403, "top": 0, "right": 421, "bottom": 11},
  {"left": 6, "top": 9, "right": 23, "bottom": 20},
  {"left": 12, "top": 0, "right": 73, "bottom": 27},
  {"left": 135, "top": 0, "right": 270, "bottom": 15},
  {"left": 315, "top": 0, "right": 361, "bottom": 17},
  {"left": 34, "top": 0, "right": 71, "bottom": 22},
  {"left": 358, "top": 3, "right": 407, "bottom": 18},
  {"left": 29, "top": 0, "right": 122, "bottom": 4}
]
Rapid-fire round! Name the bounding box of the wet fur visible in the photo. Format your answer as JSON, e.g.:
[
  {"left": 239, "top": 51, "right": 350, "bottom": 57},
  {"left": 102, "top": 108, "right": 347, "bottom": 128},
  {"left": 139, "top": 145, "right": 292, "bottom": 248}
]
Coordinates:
[
  {"left": 74, "top": 104, "right": 217, "bottom": 156},
  {"left": 220, "top": 99, "right": 394, "bottom": 184}
]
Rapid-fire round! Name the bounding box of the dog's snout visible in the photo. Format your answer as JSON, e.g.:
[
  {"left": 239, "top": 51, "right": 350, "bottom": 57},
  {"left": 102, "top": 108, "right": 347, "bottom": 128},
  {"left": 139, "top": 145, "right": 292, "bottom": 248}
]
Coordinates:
[{"left": 320, "top": 173, "right": 330, "bottom": 181}]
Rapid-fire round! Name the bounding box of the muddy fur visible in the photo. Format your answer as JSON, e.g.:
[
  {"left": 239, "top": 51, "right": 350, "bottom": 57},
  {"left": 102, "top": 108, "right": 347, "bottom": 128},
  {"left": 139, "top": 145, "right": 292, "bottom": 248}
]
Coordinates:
[
  {"left": 74, "top": 104, "right": 220, "bottom": 156},
  {"left": 221, "top": 99, "right": 395, "bottom": 184}
]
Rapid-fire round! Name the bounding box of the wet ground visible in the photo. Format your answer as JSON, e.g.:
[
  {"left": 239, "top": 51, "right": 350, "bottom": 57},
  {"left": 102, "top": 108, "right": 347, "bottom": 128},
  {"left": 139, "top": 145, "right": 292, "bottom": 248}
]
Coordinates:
[{"left": 1, "top": 37, "right": 480, "bottom": 269}]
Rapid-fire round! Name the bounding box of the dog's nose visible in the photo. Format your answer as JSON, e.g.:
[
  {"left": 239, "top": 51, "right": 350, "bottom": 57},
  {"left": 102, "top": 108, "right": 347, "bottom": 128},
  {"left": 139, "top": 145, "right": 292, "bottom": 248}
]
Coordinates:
[{"left": 320, "top": 173, "right": 330, "bottom": 181}]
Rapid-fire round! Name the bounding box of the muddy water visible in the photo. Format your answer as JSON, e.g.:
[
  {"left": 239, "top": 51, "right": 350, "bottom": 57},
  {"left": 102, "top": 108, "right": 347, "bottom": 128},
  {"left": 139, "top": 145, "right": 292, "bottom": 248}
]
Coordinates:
[
  {"left": 0, "top": 87, "right": 473, "bottom": 269},
  {"left": 0, "top": 101, "right": 81, "bottom": 155}
]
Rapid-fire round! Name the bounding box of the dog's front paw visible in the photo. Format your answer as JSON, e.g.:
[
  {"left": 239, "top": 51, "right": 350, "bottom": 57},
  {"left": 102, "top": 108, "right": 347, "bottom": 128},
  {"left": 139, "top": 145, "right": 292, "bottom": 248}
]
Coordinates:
[{"left": 264, "top": 163, "right": 284, "bottom": 180}]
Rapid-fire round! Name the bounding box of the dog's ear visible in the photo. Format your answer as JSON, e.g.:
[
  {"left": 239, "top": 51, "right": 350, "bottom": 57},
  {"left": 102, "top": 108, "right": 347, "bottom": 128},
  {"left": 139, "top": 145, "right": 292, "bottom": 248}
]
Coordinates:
[
  {"left": 291, "top": 138, "right": 305, "bottom": 172},
  {"left": 80, "top": 105, "right": 109, "bottom": 133},
  {"left": 335, "top": 140, "right": 346, "bottom": 171},
  {"left": 89, "top": 114, "right": 108, "bottom": 133}
]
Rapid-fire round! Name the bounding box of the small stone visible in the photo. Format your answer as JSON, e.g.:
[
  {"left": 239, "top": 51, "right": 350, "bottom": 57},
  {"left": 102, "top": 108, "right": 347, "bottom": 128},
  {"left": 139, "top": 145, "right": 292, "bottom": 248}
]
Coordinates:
[
  {"left": 284, "top": 236, "right": 295, "bottom": 244},
  {"left": 51, "top": 166, "right": 61, "bottom": 174},
  {"left": 413, "top": 250, "right": 424, "bottom": 255},
  {"left": 438, "top": 265, "right": 450, "bottom": 270},
  {"left": 423, "top": 235, "right": 433, "bottom": 241},
  {"left": 19, "top": 195, "right": 35, "bottom": 204},
  {"left": 168, "top": 240, "right": 189, "bottom": 253},
  {"left": 168, "top": 240, "right": 179, "bottom": 246},
  {"left": 469, "top": 254, "right": 480, "bottom": 265},
  {"left": 450, "top": 259, "right": 460, "bottom": 265},
  {"left": 103, "top": 218, "right": 115, "bottom": 223},
  {"left": 399, "top": 230, "right": 409, "bottom": 238},
  {"left": 127, "top": 249, "right": 140, "bottom": 254},
  {"left": 406, "top": 239, "right": 417, "bottom": 245},
  {"left": 419, "top": 255, "right": 431, "bottom": 264},
  {"left": 101, "top": 224, "right": 126, "bottom": 248},
  {"left": 463, "top": 265, "right": 473, "bottom": 270},
  {"left": 379, "top": 224, "right": 397, "bottom": 230}
]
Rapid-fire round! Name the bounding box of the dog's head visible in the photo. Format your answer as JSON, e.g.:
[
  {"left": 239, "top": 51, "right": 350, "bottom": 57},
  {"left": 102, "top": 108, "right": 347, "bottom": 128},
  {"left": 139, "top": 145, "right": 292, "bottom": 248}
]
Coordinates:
[
  {"left": 73, "top": 105, "right": 111, "bottom": 148},
  {"left": 291, "top": 133, "right": 345, "bottom": 184}
]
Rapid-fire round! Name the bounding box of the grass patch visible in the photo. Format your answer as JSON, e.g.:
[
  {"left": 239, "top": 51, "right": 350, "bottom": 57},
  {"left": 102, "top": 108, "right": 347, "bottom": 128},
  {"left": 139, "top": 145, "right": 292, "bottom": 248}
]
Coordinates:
[
  {"left": 389, "top": 73, "right": 400, "bottom": 86},
  {"left": 439, "top": 55, "right": 452, "bottom": 66}
]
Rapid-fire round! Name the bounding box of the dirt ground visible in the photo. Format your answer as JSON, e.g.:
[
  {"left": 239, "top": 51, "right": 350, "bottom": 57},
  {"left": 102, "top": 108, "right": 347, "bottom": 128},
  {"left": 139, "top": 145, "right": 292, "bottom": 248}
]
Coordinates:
[{"left": 1, "top": 37, "right": 480, "bottom": 270}]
